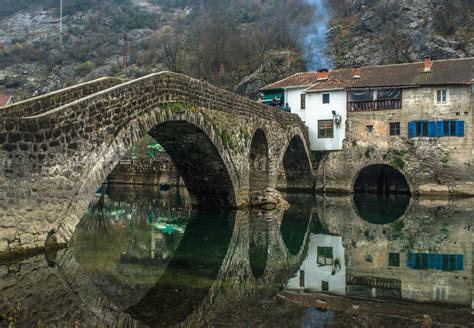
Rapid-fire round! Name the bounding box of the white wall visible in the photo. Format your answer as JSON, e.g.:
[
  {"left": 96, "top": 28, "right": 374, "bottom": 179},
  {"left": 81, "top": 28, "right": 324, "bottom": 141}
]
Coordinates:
[
  {"left": 285, "top": 87, "right": 307, "bottom": 122},
  {"left": 286, "top": 234, "right": 346, "bottom": 295},
  {"left": 306, "top": 90, "right": 347, "bottom": 151}
]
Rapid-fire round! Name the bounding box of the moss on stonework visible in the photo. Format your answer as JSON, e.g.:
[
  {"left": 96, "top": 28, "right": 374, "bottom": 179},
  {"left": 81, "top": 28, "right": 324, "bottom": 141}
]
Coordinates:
[
  {"left": 395, "top": 149, "right": 408, "bottom": 157},
  {"left": 440, "top": 155, "right": 449, "bottom": 166},
  {"left": 0, "top": 243, "right": 67, "bottom": 264},
  {"left": 239, "top": 127, "right": 251, "bottom": 142},
  {"left": 217, "top": 127, "right": 233, "bottom": 148},
  {"left": 161, "top": 102, "right": 198, "bottom": 114},
  {"left": 391, "top": 157, "right": 406, "bottom": 170}
]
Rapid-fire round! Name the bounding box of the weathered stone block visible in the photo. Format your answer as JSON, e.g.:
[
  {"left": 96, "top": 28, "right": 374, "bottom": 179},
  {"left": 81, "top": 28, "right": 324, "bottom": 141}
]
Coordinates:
[{"left": 418, "top": 183, "right": 450, "bottom": 195}]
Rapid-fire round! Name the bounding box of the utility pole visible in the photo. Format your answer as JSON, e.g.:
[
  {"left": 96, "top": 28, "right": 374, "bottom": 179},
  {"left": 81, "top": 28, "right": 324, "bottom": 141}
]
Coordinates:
[
  {"left": 59, "top": 0, "right": 63, "bottom": 46},
  {"left": 123, "top": 33, "right": 128, "bottom": 77}
]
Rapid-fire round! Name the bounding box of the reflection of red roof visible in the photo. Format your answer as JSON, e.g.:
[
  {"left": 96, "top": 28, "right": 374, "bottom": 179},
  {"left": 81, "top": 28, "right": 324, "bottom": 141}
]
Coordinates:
[
  {"left": 0, "top": 94, "right": 12, "bottom": 107},
  {"left": 261, "top": 58, "right": 474, "bottom": 92}
]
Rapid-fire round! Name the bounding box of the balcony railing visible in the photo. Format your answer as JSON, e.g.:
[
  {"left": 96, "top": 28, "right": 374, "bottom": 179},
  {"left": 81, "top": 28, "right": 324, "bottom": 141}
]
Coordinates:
[{"left": 348, "top": 99, "right": 402, "bottom": 112}]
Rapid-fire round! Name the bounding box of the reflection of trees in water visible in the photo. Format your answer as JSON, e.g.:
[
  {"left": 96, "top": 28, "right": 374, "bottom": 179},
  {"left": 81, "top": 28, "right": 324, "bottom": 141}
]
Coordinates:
[
  {"left": 126, "top": 209, "right": 236, "bottom": 326},
  {"left": 85, "top": 190, "right": 110, "bottom": 233}
]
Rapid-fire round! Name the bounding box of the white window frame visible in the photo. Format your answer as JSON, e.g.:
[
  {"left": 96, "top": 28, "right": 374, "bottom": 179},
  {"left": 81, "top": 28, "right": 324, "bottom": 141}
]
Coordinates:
[{"left": 436, "top": 89, "right": 447, "bottom": 104}]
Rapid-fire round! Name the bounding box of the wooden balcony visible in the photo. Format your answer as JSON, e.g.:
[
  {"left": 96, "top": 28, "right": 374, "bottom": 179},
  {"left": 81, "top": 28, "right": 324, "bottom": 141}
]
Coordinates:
[{"left": 348, "top": 99, "right": 402, "bottom": 112}]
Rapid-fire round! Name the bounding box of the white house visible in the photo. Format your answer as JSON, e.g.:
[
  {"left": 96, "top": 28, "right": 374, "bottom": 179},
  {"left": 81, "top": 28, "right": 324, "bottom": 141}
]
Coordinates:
[
  {"left": 286, "top": 233, "right": 346, "bottom": 295},
  {"left": 260, "top": 68, "right": 352, "bottom": 151}
]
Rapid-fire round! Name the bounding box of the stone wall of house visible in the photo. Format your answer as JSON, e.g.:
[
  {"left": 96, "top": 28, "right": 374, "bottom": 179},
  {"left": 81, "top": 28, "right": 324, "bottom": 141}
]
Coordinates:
[
  {"left": 317, "top": 85, "right": 473, "bottom": 196},
  {"left": 316, "top": 195, "right": 473, "bottom": 306},
  {"left": 0, "top": 71, "right": 314, "bottom": 258}
]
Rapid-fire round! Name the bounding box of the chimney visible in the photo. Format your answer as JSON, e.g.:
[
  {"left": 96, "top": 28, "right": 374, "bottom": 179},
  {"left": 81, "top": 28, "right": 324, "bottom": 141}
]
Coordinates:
[
  {"left": 317, "top": 68, "right": 329, "bottom": 81},
  {"left": 353, "top": 66, "right": 361, "bottom": 79},
  {"left": 423, "top": 55, "right": 432, "bottom": 72}
]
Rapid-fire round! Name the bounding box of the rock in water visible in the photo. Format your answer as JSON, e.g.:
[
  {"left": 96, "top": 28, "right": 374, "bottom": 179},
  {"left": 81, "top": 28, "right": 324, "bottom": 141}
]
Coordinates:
[{"left": 249, "top": 188, "right": 289, "bottom": 210}]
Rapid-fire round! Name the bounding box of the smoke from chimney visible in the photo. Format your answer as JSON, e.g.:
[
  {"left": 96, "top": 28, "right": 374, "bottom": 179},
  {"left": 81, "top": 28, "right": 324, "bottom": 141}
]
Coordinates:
[{"left": 300, "top": 0, "right": 334, "bottom": 72}]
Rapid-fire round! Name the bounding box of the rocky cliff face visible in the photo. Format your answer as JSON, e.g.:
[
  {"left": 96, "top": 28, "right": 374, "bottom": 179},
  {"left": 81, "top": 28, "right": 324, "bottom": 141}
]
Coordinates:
[
  {"left": 0, "top": 0, "right": 472, "bottom": 101},
  {"left": 329, "top": 0, "right": 473, "bottom": 67}
]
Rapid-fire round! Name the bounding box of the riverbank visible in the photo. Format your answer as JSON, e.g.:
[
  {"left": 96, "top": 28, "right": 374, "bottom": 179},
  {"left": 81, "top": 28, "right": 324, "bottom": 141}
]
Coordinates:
[{"left": 278, "top": 291, "right": 474, "bottom": 327}]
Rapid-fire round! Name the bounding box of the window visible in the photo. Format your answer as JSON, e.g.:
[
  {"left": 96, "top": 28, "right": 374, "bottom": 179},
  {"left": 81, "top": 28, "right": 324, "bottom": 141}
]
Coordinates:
[
  {"left": 318, "top": 120, "right": 334, "bottom": 138},
  {"left": 366, "top": 125, "right": 374, "bottom": 133},
  {"left": 322, "top": 93, "right": 330, "bottom": 104},
  {"left": 435, "top": 287, "right": 447, "bottom": 302},
  {"left": 299, "top": 270, "right": 305, "bottom": 287},
  {"left": 407, "top": 253, "right": 464, "bottom": 271},
  {"left": 300, "top": 94, "right": 306, "bottom": 109},
  {"left": 317, "top": 246, "right": 333, "bottom": 265},
  {"left": 415, "top": 121, "right": 428, "bottom": 137},
  {"left": 437, "top": 89, "right": 447, "bottom": 103},
  {"left": 443, "top": 121, "right": 456, "bottom": 136},
  {"left": 408, "top": 120, "right": 464, "bottom": 138},
  {"left": 388, "top": 253, "right": 400, "bottom": 267},
  {"left": 389, "top": 122, "right": 400, "bottom": 136},
  {"left": 321, "top": 281, "right": 329, "bottom": 292}
]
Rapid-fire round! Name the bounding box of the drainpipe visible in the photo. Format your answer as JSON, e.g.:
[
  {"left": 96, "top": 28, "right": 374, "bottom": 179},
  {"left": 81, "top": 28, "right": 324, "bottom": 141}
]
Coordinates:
[{"left": 322, "top": 151, "right": 328, "bottom": 193}]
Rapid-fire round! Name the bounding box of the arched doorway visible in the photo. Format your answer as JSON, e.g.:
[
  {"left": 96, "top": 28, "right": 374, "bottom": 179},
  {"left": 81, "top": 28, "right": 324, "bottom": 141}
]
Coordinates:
[{"left": 249, "top": 129, "right": 269, "bottom": 193}]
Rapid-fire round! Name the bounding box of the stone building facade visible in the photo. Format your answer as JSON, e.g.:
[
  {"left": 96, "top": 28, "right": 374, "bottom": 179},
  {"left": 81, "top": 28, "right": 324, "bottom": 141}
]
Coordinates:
[{"left": 262, "top": 57, "right": 474, "bottom": 196}]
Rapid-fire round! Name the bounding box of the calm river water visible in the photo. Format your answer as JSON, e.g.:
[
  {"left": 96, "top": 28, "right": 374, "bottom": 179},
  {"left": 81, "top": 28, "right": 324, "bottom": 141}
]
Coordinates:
[{"left": 1, "top": 185, "right": 473, "bottom": 327}]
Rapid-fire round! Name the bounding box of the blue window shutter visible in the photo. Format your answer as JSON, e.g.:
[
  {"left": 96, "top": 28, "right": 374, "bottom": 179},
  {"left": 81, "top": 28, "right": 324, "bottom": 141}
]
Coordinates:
[
  {"left": 407, "top": 252, "right": 415, "bottom": 268},
  {"left": 435, "top": 254, "right": 443, "bottom": 270},
  {"left": 427, "top": 121, "right": 437, "bottom": 137},
  {"left": 408, "top": 122, "right": 416, "bottom": 139},
  {"left": 455, "top": 121, "right": 464, "bottom": 137},
  {"left": 427, "top": 254, "right": 435, "bottom": 269},
  {"left": 436, "top": 121, "right": 444, "bottom": 137},
  {"left": 456, "top": 255, "right": 464, "bottom": 270}
]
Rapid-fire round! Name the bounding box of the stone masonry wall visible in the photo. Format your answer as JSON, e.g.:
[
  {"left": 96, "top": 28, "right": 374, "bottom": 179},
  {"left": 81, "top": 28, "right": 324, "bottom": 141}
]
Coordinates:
[
  {"left": 106, "top": 162, "right": 185, "bottom": 186},
  {"left": 317, "top": 86, "right": 473, "bottom": 195},
  {"left": 0, "top": 72, "right": 313, "bottom": 258}
]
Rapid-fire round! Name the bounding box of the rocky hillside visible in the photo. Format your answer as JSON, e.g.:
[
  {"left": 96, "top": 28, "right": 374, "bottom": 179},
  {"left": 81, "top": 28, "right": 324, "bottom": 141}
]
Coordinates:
[
  {"left": 329, "top": 0, "right": 474, "bottom": 67},
  {"left": 0, "top": 0, "right": 472, "bottom": 101}
]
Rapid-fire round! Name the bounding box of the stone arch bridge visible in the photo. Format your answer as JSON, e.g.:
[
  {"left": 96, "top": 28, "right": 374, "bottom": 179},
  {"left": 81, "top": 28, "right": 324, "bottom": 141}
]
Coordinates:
[{"left": 0, "top": 72, "right": 314, "bottom": 257}]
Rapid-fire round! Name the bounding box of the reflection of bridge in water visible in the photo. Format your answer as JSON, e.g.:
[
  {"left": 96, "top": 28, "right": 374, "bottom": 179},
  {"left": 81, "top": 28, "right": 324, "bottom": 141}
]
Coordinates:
[{"left": 0, "top": 202, "right": 314, "bottom": 326}]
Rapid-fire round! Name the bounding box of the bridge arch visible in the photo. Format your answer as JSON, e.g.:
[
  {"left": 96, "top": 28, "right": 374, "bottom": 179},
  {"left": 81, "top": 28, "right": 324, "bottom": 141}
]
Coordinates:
[
  {"left": 353, "top": 164, "right": 411, "bottom": 194},
  {"left": 87, "top": 110, "right": 239, "bottom": 208},
  {"left": 278, "top": 131, "right": 314, "bottom": 191},
  {"left": 249, "top": 129, "right": 270, "bottom": 193},
  {"left": 352, "top": 164, "right": 410, "bottom": 224}
]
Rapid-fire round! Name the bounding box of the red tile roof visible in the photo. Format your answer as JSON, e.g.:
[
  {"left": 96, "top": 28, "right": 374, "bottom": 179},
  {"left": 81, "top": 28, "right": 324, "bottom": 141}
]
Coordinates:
[
  {"left": 0, "top": 94, "right": 12, "bottom": 107},
  {"left": 261, "top": 58, "right": 474, "bottom": 92}
]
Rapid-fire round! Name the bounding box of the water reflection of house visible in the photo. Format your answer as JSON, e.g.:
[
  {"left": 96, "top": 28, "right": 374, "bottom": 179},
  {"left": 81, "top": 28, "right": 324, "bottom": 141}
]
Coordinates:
[
  {"left": 346, "top": 234, "right": 472, "bottom": 306},
  {"left": 287, "top": 234, "right": 346, "bottom": 295}
]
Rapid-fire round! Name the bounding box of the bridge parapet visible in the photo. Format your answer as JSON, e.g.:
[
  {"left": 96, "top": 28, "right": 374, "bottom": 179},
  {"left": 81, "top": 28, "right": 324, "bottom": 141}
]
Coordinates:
[{"left": 0, "top": 77, "right": 123, "bottom": 118}]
